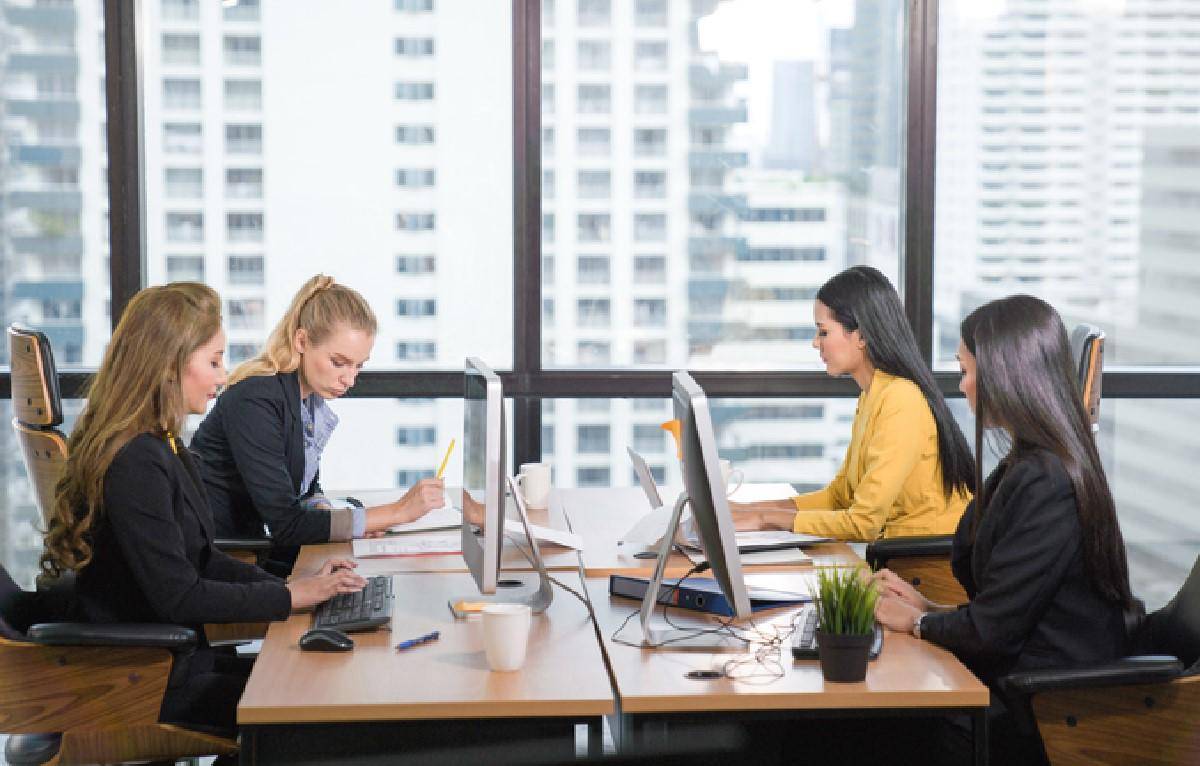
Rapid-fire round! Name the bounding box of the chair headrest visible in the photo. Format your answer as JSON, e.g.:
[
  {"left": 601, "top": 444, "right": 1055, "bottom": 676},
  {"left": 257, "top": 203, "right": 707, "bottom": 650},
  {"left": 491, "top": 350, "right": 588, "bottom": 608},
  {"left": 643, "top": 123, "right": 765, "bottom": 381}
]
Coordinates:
[{"left": 7, "top": 323, "right": 63, "bottom": 427}]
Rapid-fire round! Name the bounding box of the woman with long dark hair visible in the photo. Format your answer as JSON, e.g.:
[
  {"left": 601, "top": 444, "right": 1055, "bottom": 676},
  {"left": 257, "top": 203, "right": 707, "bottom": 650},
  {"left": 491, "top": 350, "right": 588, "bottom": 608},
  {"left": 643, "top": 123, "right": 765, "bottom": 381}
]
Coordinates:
[
  {"left": 875, "top": 295, "right": 1133, "bottom": 762},
  {"left": 733, "top": 266, "right": 974, "bottom": 541}
]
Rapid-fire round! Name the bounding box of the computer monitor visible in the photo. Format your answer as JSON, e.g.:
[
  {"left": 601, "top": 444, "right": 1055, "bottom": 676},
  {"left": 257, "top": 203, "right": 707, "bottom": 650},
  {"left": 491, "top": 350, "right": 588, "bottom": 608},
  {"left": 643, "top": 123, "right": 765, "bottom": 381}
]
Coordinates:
[
  {"left": 636, "top": 371, "right": 751, "bottom": 647},
  {"left": 453, "top": 358, "right": 553, "bottom": 617},
  {"left": 462, "top": 357, "right": 505, "bottom": 594}
]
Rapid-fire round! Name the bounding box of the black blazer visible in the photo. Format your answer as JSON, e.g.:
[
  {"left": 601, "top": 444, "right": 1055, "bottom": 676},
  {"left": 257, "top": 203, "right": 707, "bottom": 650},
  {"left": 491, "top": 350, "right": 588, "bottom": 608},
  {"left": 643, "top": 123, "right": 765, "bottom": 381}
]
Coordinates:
[
  {"left": 73, "top": 433, "right": 291, "bottom": 635},
  {"left": 191, "top": 371, "right": 331, "bottom": 546},
  {"left": 922, "top": 449, "right": 1127, "bottom": 685}
]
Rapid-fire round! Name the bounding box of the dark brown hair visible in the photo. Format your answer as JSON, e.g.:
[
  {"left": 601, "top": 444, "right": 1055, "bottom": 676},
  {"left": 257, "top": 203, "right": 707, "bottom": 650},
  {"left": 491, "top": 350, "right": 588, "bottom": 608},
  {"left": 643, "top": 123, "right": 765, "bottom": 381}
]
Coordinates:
[{"left": 961, "top": 295, "right": 1132, "bottom": 607}]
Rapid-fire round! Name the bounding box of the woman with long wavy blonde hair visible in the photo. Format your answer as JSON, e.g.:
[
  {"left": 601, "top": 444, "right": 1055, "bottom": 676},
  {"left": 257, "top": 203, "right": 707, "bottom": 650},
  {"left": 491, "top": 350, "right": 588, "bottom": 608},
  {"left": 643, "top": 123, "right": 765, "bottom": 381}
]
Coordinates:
[
  {"left": 41, "top": 282, "right": 365, "bottom": 738},
  {"left": 191, "top": 275, "right": 443, "bottom": 569}
]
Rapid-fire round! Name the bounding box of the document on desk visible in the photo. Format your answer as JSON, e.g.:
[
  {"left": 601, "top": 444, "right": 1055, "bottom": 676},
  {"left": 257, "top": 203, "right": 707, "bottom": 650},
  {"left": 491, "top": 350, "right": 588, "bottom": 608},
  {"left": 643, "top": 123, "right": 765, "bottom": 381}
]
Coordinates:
[
  {"left": 352, "top": 534, "right": 460, "bottom": 558},
  {"left": 683, "top": 546, "right": 812, "bottom": 567},
  {"left": 504, "top": 519, "right": 583, "bottom": 551},
  {"left": 386, "top": 507, "right": 461, "bottom": 535}
]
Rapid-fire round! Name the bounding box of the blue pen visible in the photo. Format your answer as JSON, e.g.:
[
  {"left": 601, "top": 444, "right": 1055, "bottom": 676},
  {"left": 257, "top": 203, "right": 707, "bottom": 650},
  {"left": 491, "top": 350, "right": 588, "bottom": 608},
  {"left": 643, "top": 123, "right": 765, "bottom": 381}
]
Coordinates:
[{"left": 395, "top": 630, "right": 440, "bottom": 651}]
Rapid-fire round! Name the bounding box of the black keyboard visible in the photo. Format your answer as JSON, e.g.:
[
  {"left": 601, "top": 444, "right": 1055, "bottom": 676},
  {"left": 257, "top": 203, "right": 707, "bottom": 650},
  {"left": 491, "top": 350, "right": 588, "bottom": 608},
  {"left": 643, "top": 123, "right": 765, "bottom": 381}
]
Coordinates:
[
  {"left": 313, "top": 575, "right": 394, "bottom": 632},
  {"left": 790, "top": 605, "right": 884, "bottom": 660}
]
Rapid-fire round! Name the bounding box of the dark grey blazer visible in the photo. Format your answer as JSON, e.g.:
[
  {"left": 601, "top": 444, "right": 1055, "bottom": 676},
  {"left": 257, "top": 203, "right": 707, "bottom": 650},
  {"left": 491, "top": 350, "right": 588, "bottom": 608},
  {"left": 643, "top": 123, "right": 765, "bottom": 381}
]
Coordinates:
[
  {"left": 923, "top": 449, "right": 1127, "bottom": 685},
  {"left": 191, "top": 371, "right": 331, "bottom": 547},
  {"left": 73, "top": 433, "right": 291, "bottom": 635}
]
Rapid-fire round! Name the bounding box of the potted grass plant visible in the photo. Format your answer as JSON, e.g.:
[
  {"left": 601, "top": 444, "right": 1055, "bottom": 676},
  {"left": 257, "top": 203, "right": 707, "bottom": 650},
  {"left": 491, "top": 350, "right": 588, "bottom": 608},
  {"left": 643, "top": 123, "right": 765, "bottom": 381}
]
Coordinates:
[{"left": 812, "top": 566, "right": 879, "bottom": 683}]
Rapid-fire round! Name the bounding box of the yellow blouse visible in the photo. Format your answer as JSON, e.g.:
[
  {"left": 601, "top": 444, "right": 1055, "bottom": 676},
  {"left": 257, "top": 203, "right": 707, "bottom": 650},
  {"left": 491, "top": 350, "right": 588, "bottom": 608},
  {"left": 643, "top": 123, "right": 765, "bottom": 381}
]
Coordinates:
[{"left": 792, "top": 369, "right": 971, "bottom": 541}]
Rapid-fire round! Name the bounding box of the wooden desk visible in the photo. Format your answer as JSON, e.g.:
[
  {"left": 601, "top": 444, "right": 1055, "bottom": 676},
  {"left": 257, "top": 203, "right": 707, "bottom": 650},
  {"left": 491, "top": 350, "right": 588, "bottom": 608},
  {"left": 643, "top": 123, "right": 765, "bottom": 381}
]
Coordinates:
[
  {"left": 238, "top": 572, "right": 613, "bottom": 764},
  {"left": 586, "top": 571, "right": 991, "bottom": 765}
]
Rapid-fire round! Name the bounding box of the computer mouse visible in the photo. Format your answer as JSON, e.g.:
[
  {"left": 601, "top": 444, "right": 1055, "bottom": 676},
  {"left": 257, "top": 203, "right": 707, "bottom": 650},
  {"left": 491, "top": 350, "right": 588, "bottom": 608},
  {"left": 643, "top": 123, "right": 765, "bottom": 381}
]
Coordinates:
[{"left": 298, "top": 627, "right": 355, "bottom": 652}]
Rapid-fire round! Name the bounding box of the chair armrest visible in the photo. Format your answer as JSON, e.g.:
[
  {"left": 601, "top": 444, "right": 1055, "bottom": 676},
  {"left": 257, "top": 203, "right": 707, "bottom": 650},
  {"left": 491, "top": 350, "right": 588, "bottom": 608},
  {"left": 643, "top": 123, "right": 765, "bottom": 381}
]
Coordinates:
[
  {"left": 866, "top": 534, "right": 954, "bottom": 567},
  {"left": 214, "top": 537, "right": 272, "bottom": 552},
  {"left": 27, "top": 622, "right": 198, "bottom": 650},
  {"left": 1000, "top": 655, "right": 1184, "bottom": 697}
]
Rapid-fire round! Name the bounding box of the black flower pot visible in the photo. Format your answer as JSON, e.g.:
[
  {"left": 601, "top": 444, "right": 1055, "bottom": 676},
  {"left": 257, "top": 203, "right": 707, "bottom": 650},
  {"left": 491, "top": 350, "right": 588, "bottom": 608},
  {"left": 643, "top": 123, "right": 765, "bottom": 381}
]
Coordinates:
[{"left": 816, "top": 629, "right": 872, "bottom": 683}]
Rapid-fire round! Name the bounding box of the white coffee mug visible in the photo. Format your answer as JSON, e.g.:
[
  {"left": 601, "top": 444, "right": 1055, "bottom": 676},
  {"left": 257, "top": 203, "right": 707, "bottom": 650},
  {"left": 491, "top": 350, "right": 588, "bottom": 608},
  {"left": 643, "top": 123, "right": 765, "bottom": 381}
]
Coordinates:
[
  {"left": 481, "top": 603, "right": 532, "bottom": 672},
  {"left": 719, "top": 458, "right": 745, "bottom": 498},
  {"left": 517, "top": 462, "right": 552, "bottom": 508}
]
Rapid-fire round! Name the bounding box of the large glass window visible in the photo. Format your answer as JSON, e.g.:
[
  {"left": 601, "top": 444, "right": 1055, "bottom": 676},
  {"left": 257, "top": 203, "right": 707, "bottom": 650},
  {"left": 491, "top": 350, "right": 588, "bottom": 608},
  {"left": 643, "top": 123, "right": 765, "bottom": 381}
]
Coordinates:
[
  {"left": 934, "top": 1, "right": 1200, "bottom": 367},
  {"left": 541, "top": 0, "right": 903, "bottom": 370},
  {"left": 541, "top": 397, "right": 852, "bottom": 494},
  {"left": 0, "top": 401, "right": 86, "bottom": 589},
  {"left": 141, "top": 0, "right": 514, "bottom": 377}
]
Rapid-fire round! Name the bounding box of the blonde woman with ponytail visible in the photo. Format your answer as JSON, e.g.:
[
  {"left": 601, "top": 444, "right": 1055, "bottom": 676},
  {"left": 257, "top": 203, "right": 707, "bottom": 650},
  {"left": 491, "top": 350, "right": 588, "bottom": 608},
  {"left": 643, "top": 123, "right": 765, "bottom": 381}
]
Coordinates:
[
  {"left": 192, "top": 275, "right": 443, "bottom": 569},
  {"left": 41, "top": 283, "right": 366, "bottom": 738}
]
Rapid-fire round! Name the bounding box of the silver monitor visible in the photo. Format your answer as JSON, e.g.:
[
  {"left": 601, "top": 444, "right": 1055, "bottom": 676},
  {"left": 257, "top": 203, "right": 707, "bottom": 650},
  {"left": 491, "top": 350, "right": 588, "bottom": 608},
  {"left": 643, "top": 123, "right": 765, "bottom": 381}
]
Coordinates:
[
  {"left": 453, "top": 358, "right": 552, "bottom": 617},
  {"left": 461, "top": 357, "right": 505, "bottom": 594},
  {"left": 636, "top": 371, "right": 751, "bottom": 647}
]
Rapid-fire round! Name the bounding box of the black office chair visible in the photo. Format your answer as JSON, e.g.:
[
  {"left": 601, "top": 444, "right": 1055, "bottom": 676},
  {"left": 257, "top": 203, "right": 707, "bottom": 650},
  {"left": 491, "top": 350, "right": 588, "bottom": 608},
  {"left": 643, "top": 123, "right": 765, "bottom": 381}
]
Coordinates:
[
  {"left": 1069, "top": 324, "right": 1104, "bottom": 433},
  {"left": 998, "top": 555, "right": 1199, "bottom": 765},
  {"left": 865, "top": 534, "right": 968, "bottom": 606},
  {"left": 0, "top": 562, "right": 239, "bottom": 766},
  {"left": 8, "top": 325, "right": 67, "bottom": 531}
]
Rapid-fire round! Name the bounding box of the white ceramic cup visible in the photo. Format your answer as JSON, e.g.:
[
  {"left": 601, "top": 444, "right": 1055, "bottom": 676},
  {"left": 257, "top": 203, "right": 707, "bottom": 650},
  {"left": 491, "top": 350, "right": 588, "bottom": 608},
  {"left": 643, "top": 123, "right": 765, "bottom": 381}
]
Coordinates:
[
  {"left": 481, "top": 603, "right": 532, "bottom": 672},
  {"left": 718, "top": 459, "right": 745, "bottom": 498},
  {"left": 517, "top": 462, "right": 552, "bottom": 509}
]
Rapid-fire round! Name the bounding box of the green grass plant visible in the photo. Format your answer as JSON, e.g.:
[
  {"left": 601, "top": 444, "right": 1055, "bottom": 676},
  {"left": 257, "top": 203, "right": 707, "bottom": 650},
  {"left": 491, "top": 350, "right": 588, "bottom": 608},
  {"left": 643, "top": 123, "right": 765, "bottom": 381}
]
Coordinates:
[{"left": 812, "top": 566, "right": 878, "bottom": 636}]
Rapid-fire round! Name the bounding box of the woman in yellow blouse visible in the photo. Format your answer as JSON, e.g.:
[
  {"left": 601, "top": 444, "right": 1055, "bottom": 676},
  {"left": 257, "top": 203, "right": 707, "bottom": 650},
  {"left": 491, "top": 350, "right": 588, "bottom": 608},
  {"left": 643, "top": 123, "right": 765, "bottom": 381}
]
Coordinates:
[{"left": 732, "top": 267, "right": 974, "bottom": 540}]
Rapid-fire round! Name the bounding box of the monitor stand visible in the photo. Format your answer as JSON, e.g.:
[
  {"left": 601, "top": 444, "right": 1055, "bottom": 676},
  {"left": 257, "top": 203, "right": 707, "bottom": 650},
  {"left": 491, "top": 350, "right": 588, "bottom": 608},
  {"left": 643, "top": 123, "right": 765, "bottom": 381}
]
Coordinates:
[
  {"left": 448, "top": 477, "right": 553, "bottom": 619},
  {"left": 637, "top": 491, "right": 747, "bottom": 650}
]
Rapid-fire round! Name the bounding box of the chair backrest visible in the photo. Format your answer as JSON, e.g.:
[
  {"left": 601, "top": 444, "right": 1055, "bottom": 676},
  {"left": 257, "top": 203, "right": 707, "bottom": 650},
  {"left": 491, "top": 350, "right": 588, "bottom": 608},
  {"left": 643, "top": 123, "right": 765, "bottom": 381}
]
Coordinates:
[
  {"left": 13, "top": 423, "right": 70, "bottom": 529},
  {"left": 1141, "top": 555, "right": 1200, "bottom": 671},
  {"left": 1069, "top": 323, "right": 1104, "bottom": 433},
  {"left": 0, "top": 564, "right": 34, "bottom": 641},
  {"left": 8, "top": 324, "right": 63, "bottom": 428}
]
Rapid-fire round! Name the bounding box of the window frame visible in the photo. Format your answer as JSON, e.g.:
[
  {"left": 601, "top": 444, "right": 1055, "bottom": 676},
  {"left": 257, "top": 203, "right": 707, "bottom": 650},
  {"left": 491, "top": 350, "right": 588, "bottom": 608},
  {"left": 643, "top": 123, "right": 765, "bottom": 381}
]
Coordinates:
[{"left": 2, "top": 0, "right": 1194, "bottom": 474}]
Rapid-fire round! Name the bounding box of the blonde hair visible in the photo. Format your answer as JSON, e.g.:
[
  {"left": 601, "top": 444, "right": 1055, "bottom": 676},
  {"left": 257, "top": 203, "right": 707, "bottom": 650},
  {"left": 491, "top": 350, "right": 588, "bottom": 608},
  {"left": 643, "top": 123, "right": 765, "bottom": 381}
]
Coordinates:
[
  {"left": 41, "top": 283, "right": 222, "bottom": 576},
  {"left": 228, "top": 274, "right": 377, "bottom": 386}
]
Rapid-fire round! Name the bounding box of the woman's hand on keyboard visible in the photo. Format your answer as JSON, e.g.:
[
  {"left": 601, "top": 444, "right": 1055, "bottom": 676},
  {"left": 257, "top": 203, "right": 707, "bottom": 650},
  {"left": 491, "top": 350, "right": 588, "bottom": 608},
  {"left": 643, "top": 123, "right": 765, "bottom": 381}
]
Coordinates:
[
  {"left": 288, "top": 565, "right": 368, "bottom": 611},
  {"left": 316, "top": 558, "right": 359, "bottom": 575}
]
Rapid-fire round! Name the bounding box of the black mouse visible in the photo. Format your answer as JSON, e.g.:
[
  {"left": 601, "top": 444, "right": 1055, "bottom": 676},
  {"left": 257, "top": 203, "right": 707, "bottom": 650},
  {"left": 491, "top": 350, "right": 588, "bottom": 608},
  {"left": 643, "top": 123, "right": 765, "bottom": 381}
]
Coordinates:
[{"left": 299, "top": 627, "right": 354, "bottom": 652}]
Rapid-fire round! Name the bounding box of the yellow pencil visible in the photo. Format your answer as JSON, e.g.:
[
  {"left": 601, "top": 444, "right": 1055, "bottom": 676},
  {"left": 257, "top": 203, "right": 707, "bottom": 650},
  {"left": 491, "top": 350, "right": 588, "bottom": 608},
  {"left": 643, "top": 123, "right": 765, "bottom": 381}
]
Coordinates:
[{"left": 435, "top": 438, "right": 456, "bottom": 480}]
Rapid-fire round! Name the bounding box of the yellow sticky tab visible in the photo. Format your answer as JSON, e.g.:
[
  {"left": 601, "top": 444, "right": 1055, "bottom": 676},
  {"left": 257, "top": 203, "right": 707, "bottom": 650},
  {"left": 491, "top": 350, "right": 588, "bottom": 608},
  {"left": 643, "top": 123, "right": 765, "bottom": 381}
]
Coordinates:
[
  {"left": 448, "top": 599, "right": 487, "bottom": 619},
  {"left": 660, "top": 419, "right": 682, "bottom": 459}
]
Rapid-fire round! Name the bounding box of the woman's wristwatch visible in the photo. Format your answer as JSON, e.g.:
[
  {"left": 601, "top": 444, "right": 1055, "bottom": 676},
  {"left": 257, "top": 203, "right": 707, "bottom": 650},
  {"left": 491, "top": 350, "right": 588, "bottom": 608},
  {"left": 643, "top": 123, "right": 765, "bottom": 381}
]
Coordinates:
[{"left": 912, "top": 612, "right": 928, "bottom": 640}]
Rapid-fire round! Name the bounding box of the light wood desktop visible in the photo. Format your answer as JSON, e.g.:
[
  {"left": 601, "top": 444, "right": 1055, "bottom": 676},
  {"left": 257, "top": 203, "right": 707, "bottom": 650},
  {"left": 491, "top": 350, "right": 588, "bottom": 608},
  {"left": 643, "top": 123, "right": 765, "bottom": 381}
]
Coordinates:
[
  {"left": 588, "top": 570, "right": 990, "bottom": 764},
  {"left": 238, "top": 571, "right": 613, "bottom": 764}
]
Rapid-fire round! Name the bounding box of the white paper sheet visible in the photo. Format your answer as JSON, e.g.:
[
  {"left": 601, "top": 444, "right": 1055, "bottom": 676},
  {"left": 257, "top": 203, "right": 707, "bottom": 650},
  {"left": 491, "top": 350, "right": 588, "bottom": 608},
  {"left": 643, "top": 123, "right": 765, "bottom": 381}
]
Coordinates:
[
  {"left": 352, "top": 534, "right": 460, "bottom": 558},
  {"left": 504, "top": 519, "right": 583, "bottom": 551},
  {"left": 684, "top": 547, "right": 812, "bottom": 567},
  {"left": 386, "top": 506, "right": 462, "bottom": 534}
]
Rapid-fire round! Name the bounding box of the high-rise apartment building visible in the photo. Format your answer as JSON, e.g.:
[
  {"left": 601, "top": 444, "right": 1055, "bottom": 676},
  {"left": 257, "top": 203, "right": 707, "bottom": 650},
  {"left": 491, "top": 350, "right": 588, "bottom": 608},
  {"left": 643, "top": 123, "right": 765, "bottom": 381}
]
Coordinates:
[
  {"left": 934, "top": 0, "right": 1200, "bottom": 359},
  {"left": 0, "top": 0, "right": 107, "bottom": 584},
  {"left": 1111, "top": 125, "right": 1200, "bottom": 607}
]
